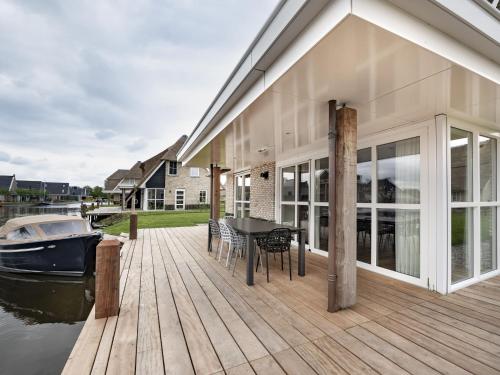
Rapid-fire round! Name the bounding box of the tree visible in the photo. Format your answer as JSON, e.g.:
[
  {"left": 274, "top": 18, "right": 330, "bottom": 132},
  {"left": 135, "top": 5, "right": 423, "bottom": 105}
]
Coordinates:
[{"left": 91, "top": 186, "right": 105, "bottom": 199}]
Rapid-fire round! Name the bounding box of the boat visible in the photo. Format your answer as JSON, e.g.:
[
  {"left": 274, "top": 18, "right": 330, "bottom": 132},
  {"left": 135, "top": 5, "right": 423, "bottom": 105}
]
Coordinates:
[{"left": 0, "top": 215, "right": 102, "bottom": 276}]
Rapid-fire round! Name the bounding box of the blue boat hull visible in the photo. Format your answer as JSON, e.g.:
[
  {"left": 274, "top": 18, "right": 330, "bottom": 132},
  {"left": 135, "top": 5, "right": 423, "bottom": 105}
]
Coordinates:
[{"left": 0, "top": 234, "right": 102, "bottom": 276}]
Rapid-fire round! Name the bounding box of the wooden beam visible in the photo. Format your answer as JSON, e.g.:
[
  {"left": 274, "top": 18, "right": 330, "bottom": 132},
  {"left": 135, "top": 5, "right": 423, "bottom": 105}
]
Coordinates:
[
  {"left": 328, "top": 103, "right": 358, "bottom": 311},
  {"left": 327, "top": 100, "right": 338, "bottom": 312},
  {"left": 212, "top": 166, "right": 221, "bottom": 220}
]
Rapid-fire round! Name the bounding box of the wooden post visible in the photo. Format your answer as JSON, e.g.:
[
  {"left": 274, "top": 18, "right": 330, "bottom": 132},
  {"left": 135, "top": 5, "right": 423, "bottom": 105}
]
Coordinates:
[
  {"left": 95, "top": 239, "right": 120, "bottom": 319},
  {"left": 327, "top": 100, "right": 338, "bottom": 312},
  {"left": 328, "top": 102, "right": 358, "bottom": 312},
  {"left": 213, "top": 166, "right": 221, "bottom": 219},
  {"left": 129, "top": 188, "right": 137, "bottom": 240}
]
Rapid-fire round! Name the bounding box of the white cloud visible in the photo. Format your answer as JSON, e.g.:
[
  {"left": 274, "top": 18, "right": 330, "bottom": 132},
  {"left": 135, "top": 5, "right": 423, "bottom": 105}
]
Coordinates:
[
  {"left": 0, "top": 0, "right": 279, "bottom": 186},
  {"left": 0, "top": 151, "right": 10, "bottom": 162}
]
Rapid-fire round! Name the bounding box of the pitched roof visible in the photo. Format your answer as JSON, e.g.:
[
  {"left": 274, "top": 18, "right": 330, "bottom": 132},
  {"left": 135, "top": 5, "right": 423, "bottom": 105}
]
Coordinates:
[
  {"left": 104, "top": 169, "right": 129, "bottom": 191},
  {"left": 0, "top": 175, "right": 14, "bottom": 190},
  {"left": 123, "top": 135, "right": 187, "bottom": 184},
  {"left": 16, "top": 180, "right": 43, "bottom": 190}
]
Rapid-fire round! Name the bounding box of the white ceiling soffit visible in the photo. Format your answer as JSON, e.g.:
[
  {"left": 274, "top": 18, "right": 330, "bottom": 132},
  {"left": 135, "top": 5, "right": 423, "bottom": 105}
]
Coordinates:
[
  {"left": 179, "top": 0, "right": 500, "bottom": 165},
  {"left": 357, "top": 0, "right": 500, "bottom": 83}
]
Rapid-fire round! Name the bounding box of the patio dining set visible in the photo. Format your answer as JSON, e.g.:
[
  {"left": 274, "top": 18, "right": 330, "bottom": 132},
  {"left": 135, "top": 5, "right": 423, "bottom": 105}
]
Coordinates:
[{"left": 207, "top": 216, "right": 307, "bottom": 285}]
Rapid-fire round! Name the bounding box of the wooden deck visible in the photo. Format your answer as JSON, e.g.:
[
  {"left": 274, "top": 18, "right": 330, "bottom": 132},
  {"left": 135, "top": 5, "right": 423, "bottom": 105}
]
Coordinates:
[{"left": 63, "top": 226, "right": 500, "bottom": 375}]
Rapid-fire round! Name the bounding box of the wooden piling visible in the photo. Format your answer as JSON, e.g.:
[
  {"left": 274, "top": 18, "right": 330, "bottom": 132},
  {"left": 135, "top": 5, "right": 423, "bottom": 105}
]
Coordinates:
[
  {"left": 130, "top": 213, "right": 138, "bottom": 240},
  {"left": 95, "top": 239, "right": 120, "bottom": 319}
]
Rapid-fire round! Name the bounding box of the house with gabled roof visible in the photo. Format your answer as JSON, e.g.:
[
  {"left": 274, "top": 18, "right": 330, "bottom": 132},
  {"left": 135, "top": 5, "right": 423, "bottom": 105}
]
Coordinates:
[
  {"left": 0, "top": 175, "right": 16, "bottom": 202},
  {"left": 106, "top": 135, "right": 211, "bottom": 210}
]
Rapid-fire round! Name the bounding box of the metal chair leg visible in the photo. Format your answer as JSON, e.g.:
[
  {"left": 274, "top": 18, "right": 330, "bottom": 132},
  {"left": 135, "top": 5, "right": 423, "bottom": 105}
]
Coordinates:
[
  {"left": 281, "top": 251, "right": 284, "bottom": 271},
  {"left": 266, "top": 250, "right": 269, "bottom": 283},
  {"left": 288, "top": 249, "right": 292, "bottom": 281}
]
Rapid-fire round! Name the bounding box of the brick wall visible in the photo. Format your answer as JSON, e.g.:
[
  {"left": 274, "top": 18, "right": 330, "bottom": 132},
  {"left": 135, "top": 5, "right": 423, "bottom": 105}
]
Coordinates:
[
  {"left": 249, "top": 162, "right": 276, "bottom": 221},
  {"left": 164, "top": 164, "right": 211, "bottom": 209}
]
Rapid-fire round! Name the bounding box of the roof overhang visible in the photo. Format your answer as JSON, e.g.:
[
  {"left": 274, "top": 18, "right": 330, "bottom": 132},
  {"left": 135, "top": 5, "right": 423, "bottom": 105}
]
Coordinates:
[{"left": 178, "top": 0, "right": 500, "bottom": 166}]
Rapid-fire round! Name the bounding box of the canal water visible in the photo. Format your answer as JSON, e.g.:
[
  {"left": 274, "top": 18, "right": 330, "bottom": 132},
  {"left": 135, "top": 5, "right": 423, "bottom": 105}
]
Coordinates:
[{"left": 0, "top": 203, "right": 95, "bottom": 375}]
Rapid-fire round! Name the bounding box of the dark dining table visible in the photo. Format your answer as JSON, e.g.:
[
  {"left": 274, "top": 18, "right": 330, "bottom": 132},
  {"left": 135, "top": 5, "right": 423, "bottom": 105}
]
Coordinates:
[{"left": 221, "top": 217, "right": 306, "bottom": 286}]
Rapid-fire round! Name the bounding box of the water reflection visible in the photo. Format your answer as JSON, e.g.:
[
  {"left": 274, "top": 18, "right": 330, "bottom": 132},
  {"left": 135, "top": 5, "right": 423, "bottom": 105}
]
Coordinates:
[
  {"left": 0, "top": 203, "right": 82, "bottom": 226},
  {"left": 0, "top": 272, "right": 94, "bottom": 375}
]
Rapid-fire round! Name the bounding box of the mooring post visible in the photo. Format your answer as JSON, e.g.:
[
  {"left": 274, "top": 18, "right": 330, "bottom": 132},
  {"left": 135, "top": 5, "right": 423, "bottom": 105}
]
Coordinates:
[
  {"left": 95, "top": 239, "right": 120, "bottom": 319},
  {"left": 129, "top": 189, "right": 138, "bottom": 240}
]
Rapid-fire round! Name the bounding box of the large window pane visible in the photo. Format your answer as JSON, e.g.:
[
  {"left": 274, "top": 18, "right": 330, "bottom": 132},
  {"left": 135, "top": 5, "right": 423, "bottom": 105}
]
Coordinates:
[
  {"left": 298, "top": 163, "right": 309, "bottom": 202},
  {"left": 480, "top": 136, "right": 497, "bottom": 202},
  {"left": 357, "top": 208, "right": 371, "bottom": 263},
  {"left": 481, "top": 207, "right": 497, "bottom": 274},
  {"left": 314, "top": 158, "right": 328, "bottom": 202},
  {"left": 314, "top": 206, "right": 328, "bottom": 251},
  {"left": 282, "top": 167, "right": 295, "bottom": 201},
  {"left": 281, "top": 205, "right": 295, "bottom": 227},
  {"left": 450, "top": 128, "right": 473, "bottom": 202},
  {"left": 244, "top": 174, "right": 251, "bottom": 201},
  {"left": 377, "top": 137, "right": 420, "bottom": 204},
  {"left": 357, "top": 148, "right": 371, "bottom": 203},
  {"left": 451, "top": 208, "right": 474, "bottom": 283},
  {"left": 377, "top": 209, "right": 420, "bottom": 277},
  {"left": 236, "top": 176, "right": 243, "bottom": 201}
]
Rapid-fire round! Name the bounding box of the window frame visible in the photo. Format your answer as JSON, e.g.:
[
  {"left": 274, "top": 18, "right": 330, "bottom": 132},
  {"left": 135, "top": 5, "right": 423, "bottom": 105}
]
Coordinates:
[
  {"left": 146, "top": 188, "right": 165, "bottom": 211},
  {"left": 168, "top": 161, "right": 179, "bottom": 176},
  {"left": 447, "top": 118, "right": 500, "bottom": 291},
  {"left": 234, "top": 171, "right": 251, "bottom": 218},
  {"left": 190, "top": 167, "right": 200, "bottom": 178},
  {"left": 199, "top": 189, "right": 207, "bottom": 204}
]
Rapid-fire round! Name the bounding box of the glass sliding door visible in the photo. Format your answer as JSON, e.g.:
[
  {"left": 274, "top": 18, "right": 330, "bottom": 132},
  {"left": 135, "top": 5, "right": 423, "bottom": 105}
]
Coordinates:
[
  {"left": 235, "top": 173, "right": 251, "bottom": 218},
  {"left": 355, "top": 131, "right": 426, "bottom": 285},
  {"left": 449, "top": 126, "right": 499, "bottom": 287},
  {"left": 376, "top": 137, "right": 421, "bottom": 278},
  {"left": 280, "top": 162, "right": 310, "bottom": 244},
  {"left": 313, "top": 157, "right": 328, "bottom": 251}
]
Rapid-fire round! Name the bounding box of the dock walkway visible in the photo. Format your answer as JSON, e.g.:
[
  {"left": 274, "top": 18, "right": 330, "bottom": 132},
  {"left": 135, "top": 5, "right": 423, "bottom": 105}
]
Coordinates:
[{"left": 63, "top": 226, "right": 500, "bottom": 375}]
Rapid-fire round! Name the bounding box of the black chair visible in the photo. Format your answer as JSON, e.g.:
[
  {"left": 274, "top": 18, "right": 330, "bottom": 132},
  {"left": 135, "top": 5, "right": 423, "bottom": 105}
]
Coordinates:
[{"left": 257, "top": 228, "right": 292, "bottom": 282}]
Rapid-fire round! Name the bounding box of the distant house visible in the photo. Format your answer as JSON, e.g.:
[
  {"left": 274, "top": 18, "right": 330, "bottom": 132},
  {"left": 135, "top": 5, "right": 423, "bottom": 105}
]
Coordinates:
[
  {"left": 16, "top": 180, "right": 44, "bottom": 202},
  {"left": 0, "top": 175, "right": 16, "bottom": 202},
  {"left": 107, "top": 135, "right": 211, "bottom": 211},
  {"left": 44, "top": 182, "right": 69, "bottom": 201},
  {"left": 103, "top": 169, "right": 129, "bottom": 204},
  {"left": 69, "top": 186, "right": 88, "bottom": 200}
]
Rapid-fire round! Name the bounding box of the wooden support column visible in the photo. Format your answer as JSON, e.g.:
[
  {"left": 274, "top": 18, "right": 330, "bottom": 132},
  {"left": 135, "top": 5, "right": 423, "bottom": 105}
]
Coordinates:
[
  {"left": 212, "top": 166, "right": 221, "bottom": 220},
  {"left": 130, "top": 189, "right": 137, "bottom": 240},
  {"left": 328, "top": 101, "right": 357, "bottom": 312},
  {"left": 95, "top": 239, "right": 120, "bottom": 319}
]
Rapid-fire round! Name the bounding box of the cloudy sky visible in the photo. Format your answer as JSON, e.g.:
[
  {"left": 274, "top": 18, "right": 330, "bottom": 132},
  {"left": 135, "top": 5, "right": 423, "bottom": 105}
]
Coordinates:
[{"left": 0, "top": 0, "right": 278, "bottom": 186}]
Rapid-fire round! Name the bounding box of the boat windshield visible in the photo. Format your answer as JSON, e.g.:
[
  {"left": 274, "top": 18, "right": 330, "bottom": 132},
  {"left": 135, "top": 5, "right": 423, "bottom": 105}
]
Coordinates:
[
  {"left": 6, "top": 225, "right": 39, "bottom": 241},
  {"left": 39, "top": 221, "right": 88, "bottom": 237}
]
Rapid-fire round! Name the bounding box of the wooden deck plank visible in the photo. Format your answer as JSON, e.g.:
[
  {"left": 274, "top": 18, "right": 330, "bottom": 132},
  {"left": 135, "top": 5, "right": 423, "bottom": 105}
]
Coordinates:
[
  {"left": 136, "top": 230, "right": 164, "bottom": 374},
  {"left": 347, "top": 325, "right": 440, "bottom": 375},
  {"left": 250, "top": 355, "right": 286, "bottom": 375},
  {"left": 156, "top": 228, "right": 223, "bottom": 375},
  {"left": 65, "top": 226, "right": 500, "bottom": 375},
  {"left": 376, "top": 316, "right": 499, "bottom": 375},
  {"left": 150, "top": 229, "right": 194, "bottom": 375},
  {"left": 312, "top": 335, "right": 378, "bottom": 375},
  {"left": 106, "top": 236, "right": 144, "bottom": 375},
  {"left": 361, "top": 321, "right": 471, "bottom": 375},
  {"left": 294, "top": 342, "right": 349, "bottom": 375}
]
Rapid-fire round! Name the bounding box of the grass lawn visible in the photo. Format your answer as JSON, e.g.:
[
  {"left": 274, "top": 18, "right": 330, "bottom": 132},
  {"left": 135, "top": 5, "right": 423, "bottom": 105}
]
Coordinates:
[{"left": 103, "top": 209, "right": 211, "bottom": 235}]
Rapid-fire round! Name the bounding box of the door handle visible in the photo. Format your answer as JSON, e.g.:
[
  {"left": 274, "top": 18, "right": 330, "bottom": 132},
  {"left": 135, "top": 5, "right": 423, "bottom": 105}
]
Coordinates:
[{"left": 47, "top": 245, "right": 56, "bottom": 249}]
